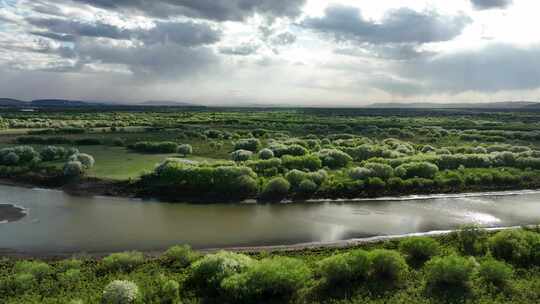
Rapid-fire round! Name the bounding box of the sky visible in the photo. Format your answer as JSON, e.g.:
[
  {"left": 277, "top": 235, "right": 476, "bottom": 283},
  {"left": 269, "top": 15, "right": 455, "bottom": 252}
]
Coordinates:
[{"left": 0, "top": 0, "right": 540, "bottom": 106}]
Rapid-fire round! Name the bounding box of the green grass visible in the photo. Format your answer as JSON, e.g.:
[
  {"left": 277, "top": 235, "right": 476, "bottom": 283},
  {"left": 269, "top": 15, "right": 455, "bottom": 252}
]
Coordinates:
[
  {"left": 2, "top": 229, "right": 540, "bottom": 304},
  {"left": 74, "top": 146, "right": 222, "bottom": 180}
]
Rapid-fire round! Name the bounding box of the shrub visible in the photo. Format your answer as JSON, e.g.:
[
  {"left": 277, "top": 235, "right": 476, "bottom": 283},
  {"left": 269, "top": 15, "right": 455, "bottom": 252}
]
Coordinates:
[
  {"left": 14, "top": 261, "right": 53, "bottom": 281},
  {"left": 399, "top": 237, "right": 440, "bottom": 265},
  {"left": 11, "top": 273, "right": 36, "bottom": 293},
  {"left": 308, "top": 170, "right": 328, "bottom": 185},
  {"left": 317, "top": 149, "right": 352, "bottom": 169},
  {"left": 131, "top": 141, "right": 178, "bottom": 153},
  {"left": 63, "top": 161, "right": 84, "bottom": 177},
  {"left": 12, "top": 146, "right": 39, "bottom": 163},
  {"left": 425, "top": 255, "right": 476, "bottom": 290},
  {"left": 395, "top": 162, "right": 439, "bottom": 179},
  {"left": 101, "top": 251, "right": 145, "bottom": 273},
  {"left": 349, "top": 167, "right": 372, "bottom": 180},
  {"left": 152, "top": 162, "right": 258, "bottom": 199},
  {"left": 162, "top": 245, "right": 199, "bottom": 269},
  {"left": 260, "top": 177, "right": 290, "bottom": 202},
  {"left": 246, "top": 158, "right": 281, "bottom": 176},
  {"left": 190, "top": 251, "right": 253, "bottom": 294},
  {"left": 221, "top": 257, "right": 311, "bottom": 304},
  {"left": 478, "top": 258, "right": 513, "bottom": 287},
  {"left": 0, "top": 146, "right": 39, "bottom": 165},
  {"left": 177, "top": 144, "right": 193, "bottom": 157},
  {"left": 75, "top": 138, "right": 102, "bottom": 145},
  {"left": 67, "top": 147, "right": 79, "bottom": 157},
  {"left": 102, "top": 280, "right": 140, "bottom": 304},
  {"left": 488, "top": 229, "right": 540, "bottom": 266},
  {"left": 387, "top": 177, "right": 405, "bottom": 190},
  {"left": 157, "top": 279, "right": 180, "bottom": 304},
  {"left": 317, "top": 250, "right": 370, "bottom": 287},
  {"left": 231, "top": 150, "right": 253, "bottom": 162},
  {"left": 455, "top": 225, "right": 488, "bottom": 255},
  {"left": 364, "top": 162, "right": 394, "bottom": 179},
  {"left": 270, "top": 144, "right": 308, "bottom": 157},
  {"left": 69, "top": 153, "right": 95, "bottom": 169},
  {"left": 40, "top": 146, "right": 66, "bottom": 161},
  {"left": 258, "top": 148, "right": 274, "bottom": 160},
  {"left": 59, "top": 268, "right": 82, "bottom": 286},
  {"left": 234, "top": 138, "right": 261, "bottom": 152},
  {"left": 369, "top": 250, "right": 408, "bottom": 283},
  {"left": 281, "top": 154, "right": 322, "bottom": 171},
  {"left": 230, "top": 175, "right": 259, "bottom": 198},
  {"left": 421, "top": 145, "right": 436, "bottom": 153},
  {"left": 57, "top": 259, "right": 83, "bottom": 272},
  {"left": 366, "top": 177, "right": 386, "bottom": 191},
  {"left": 283, "top": 144, "right": 309, "bottom": 156},
  {"left": 298, "top": 179, "right": 318, "bottom": 196},
  {"left": 285, "top": 169, "right": 308, "bottom": 187},
  {"left": 3, "top": 152, "right": 19, "bottom": 165},
  {"left": 113, "top": 138, "right": 126, "bottom": 146}
]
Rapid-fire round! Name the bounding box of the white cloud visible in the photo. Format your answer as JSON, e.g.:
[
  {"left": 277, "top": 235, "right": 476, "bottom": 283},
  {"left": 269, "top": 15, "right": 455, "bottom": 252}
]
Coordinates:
[{"left": 0, "top": 0, "right": 540, "bottom": 105}]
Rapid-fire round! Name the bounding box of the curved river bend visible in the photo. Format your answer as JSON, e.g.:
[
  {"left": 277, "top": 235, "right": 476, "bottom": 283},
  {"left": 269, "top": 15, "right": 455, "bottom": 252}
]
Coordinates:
[{"left": 1, "top": 184, "right": 540, "bottom": 254}]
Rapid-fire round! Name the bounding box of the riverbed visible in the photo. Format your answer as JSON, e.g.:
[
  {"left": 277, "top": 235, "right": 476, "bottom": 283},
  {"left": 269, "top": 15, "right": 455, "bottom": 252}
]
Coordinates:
[{"left": 1, "top": 184, "right": 540, "bottom": 254}]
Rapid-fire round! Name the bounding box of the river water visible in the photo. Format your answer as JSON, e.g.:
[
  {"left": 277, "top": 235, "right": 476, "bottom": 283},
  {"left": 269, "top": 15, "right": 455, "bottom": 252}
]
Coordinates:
[{"left": 1, "top": 184, "right": 540, "bottom": 254}]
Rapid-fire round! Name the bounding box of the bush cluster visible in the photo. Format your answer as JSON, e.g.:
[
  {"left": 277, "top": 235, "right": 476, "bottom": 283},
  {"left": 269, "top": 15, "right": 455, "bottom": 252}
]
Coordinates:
[{"left": 130, "top": 141, "right": 179, "bottom": 153}]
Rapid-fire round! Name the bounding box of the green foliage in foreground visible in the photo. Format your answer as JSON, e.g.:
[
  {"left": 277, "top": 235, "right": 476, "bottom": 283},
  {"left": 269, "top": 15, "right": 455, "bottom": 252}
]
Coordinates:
[{"left": 4, "top": 228, "right": 540, "bottom": 303}]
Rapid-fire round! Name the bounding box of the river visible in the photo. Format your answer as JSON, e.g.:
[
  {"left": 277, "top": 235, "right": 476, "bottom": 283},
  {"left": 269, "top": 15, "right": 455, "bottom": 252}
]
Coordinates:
[{"left": 1, "top": 184, "right": 540, "bottom": 254}]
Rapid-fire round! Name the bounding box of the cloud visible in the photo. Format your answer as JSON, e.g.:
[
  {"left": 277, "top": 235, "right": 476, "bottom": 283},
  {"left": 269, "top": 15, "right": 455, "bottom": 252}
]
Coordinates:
[
  {"left": 270, "top": 32, "right": 297, "bottom": 46},
  {"left": 27, "top": 17, "right": 130, "bottom": 40},
  {"left": 27, "top": 17, "right": 222, "bottom": 46},
  {"left": 391, "top": 44, "right": 540, "bottom": 94},
  {"left": 335, "top": 44, "right": 435, "bottom": 61},
  {"left": 219, "top": 43, "right": 260, "bottom": 56},
  {"left": 71, "top": 40, "right": 219, "bottom": 79},
  {"left": 471, "top": 0, "right": 513, "bottom": 10},
  {"left": 67, "top": 0, "right": 307, "bottom": 21},
  {"left": 31, "top": 31, "right": 76, "bottom": 42},
  {"left": 138, "top": 21, "right": 222, "bottom": 46},
  {"left": 303, "top": 5, "right": 471, "bottom": 45}
]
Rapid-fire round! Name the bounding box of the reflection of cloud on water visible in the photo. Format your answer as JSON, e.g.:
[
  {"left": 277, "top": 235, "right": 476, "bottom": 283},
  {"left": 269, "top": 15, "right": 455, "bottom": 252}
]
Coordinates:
[
  {"left": 465, "top": 212, "right": 501, "bottom": 225},
  {"left": 319, "top": 224, "right": 347, "bottom": 242},
  {"left": 456, "top": 197, "right": 494, "bottom": 205}
]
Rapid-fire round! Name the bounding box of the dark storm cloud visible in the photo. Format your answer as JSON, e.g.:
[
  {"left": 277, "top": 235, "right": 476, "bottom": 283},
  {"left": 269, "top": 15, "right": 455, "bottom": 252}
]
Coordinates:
[
  {"left": 471, "top": 0, "right": 513, "bottom": 10},
  {"left": 367, "top": 75, "right": 424, "bottom": 96},
  {"left": 66, "top": 0, "right": 307, "bottom": 21},
  {"left": 379, "top": 44, "right": 540, "bottom": 95},
  {"left": 72, "top": 41, "right": 219, "bottom": 79},
  {"left": 141, "top": 21, "right": 221, "bottom": 45},
  {"left": 27, "top": 17, "right": 222, "bottom": 46},
  {"left": 27, "top": 17, "right": 131, "bottom": 40},
  {"left": 303, "top": 5, "right": 472, "bottom": 45}
]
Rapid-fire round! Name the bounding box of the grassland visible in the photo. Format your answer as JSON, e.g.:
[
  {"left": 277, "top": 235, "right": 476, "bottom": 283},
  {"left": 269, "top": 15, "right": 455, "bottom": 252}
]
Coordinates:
[
  {"left": 1, "top": 108, "right": 540, "bottom": 201},
  {"left": 2, "top": 227, "right": 540, "bottom": 304}
]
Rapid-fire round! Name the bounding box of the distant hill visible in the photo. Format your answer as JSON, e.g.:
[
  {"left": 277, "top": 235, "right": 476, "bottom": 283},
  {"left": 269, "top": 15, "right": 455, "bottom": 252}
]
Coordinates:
[
  {"left": 138, "top": 100, "right": 197, "bottom": 107},
  {"left": 30, "top": 99, "right": 107, "bottom": 107},
  {"left": 523, "top": 103, "right": 540, "bottom": 109},
  {"left": 366, "top": 102, "right": 539, "bottom": 109},
  {"left": 0, "top": 98, "right": 27, "bottom": 107},
  {"left": 0, "top": 98, "right": 202, "bottom": 108}
]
